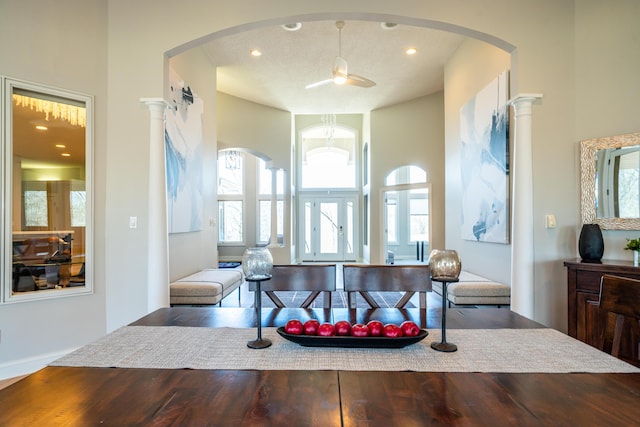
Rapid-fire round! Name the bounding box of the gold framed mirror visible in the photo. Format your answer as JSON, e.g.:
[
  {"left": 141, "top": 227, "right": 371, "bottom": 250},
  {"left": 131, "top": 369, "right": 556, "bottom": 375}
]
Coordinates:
[{"left": 580, "top": 132, "right": 640, "bottom": 230}]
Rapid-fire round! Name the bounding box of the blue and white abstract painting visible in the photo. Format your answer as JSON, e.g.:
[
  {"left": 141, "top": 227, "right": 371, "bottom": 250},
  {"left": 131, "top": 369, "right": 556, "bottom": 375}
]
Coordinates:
[
  {"left": 460, "top": 70, "right": 510, "bottom": 244},
  {"left": 165, "top": 69, "right": 203, "bottom": 233}
]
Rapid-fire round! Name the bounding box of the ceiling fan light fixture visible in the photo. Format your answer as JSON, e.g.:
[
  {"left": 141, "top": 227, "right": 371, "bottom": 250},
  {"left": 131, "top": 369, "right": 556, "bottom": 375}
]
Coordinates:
[
  {"left": 333, "top": 75, "right": 347, "bottom": 85},
  {"left": 333, "top": 56, "right": 348, "bottom": 85}
]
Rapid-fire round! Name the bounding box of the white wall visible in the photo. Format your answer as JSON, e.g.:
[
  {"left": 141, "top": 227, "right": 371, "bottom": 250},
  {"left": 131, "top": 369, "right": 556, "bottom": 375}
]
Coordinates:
[
  {"left": 370, "top": 93, "right": 445, "bottom": 264},
  {"left": 444, "top": 40, "right": 512, "bottom": 283},
  {"left": 3, "top": 0, "right": 640, "bottom": 377},
  {"left": 444, "top": 3, "right": 579, "bottom": 331},
  {"left": 0, "top": 0, "right": 108, "bottom": 378},
  {"left": 166, "top": 50, "right": 220, "bottom": 281},
  {"left": 103, "top": 0, "right": 583, "bottom": 335},
  {"left": 217, "top": 92, "right": 292, "bottom": 263},
  {"left": 575, "top": 0, "right": 640, "bottom": 261}
]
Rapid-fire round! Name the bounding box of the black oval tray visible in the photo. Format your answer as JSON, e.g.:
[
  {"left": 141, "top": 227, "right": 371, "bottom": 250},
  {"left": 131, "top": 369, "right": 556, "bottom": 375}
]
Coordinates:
[{"left": 276, "top": 327, "right": 428, "bottom": 348}]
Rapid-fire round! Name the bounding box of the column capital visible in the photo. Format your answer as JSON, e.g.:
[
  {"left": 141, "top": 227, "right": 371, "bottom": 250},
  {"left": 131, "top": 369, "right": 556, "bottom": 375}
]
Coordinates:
[
  {"left": 508, "top": 93, "right": 543, "bottom": 114},
  {"left": 140, "top": 98, "right": 171, "bottom": 108},
  {"left": 140, "top": 98, "right": 170, "bottom": 113}
]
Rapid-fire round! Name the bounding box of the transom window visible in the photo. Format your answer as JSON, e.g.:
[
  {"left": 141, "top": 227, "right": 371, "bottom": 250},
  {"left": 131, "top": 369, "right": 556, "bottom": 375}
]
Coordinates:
[{"left": 300, "top": 125, "right": 356, "bottom": 189}]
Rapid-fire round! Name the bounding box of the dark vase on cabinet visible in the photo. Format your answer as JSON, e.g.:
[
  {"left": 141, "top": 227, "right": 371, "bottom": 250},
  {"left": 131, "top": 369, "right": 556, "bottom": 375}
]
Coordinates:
[{"left": 578, "top": 224, "right": 604, "bottom": 261}]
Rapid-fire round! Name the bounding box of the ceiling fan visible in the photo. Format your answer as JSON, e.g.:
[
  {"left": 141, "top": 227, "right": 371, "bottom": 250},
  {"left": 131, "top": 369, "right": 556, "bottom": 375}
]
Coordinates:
[{"left": 305, "top": 21, "right": 376, "bottom": 89}]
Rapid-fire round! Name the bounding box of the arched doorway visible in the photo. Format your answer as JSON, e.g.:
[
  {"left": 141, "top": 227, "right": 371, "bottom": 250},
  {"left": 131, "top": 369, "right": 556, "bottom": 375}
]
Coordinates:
[
  {"left": 297, "top": 121, "right": 358, "bottom": 261},
  {"left": 382, "top": 165, "right": 429, "bottom": 264}
]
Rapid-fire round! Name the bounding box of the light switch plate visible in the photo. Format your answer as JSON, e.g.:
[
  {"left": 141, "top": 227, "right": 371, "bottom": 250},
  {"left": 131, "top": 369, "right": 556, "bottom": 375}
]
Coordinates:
[
  {"left": 129, "top": 216, "right": 137, "bottom": 229},
  {"left": 545, "top": 214, "right": 556, "bottom": 229}
]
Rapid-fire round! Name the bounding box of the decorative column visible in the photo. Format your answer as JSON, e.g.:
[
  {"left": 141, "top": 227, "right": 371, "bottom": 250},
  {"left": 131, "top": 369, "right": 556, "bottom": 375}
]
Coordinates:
[
  {"left": 268, "top": 167, "right": 279, "bottom": 248},
  {"left": 508, "top": 94, "right": 543, "bottom": 319},
  {"left": 140, "top": 98, "right": 170, "bottom": 311}
]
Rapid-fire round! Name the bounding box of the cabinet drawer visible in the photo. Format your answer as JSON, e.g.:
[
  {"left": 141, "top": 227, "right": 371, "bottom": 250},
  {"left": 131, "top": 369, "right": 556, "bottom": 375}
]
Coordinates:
[{"left": 575, "top": 270, "right": 605, "bottom": 293}]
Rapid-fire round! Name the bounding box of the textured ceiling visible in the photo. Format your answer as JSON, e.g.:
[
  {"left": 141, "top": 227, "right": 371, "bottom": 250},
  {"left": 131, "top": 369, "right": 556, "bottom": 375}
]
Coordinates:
[{"left": 201, "top": 20, "right": 465, "bottom": 114}]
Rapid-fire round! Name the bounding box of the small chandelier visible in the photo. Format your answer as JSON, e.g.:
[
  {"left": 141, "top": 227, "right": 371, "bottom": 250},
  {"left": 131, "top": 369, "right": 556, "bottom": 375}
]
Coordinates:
[
  {"left": 12, "top": 94, "right": 86, "bottom": 127},
  {"left": 225, "top": 150, "right": 241, "bottom": 170},
  {"left": 321, "top": 113, "right": 336, "bottom": 144}
]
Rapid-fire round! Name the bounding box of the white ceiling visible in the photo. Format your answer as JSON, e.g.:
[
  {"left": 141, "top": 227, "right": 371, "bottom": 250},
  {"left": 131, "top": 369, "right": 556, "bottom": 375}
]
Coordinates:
[{"left": 201, "top": 20, "right": 465, "bottom": 114}]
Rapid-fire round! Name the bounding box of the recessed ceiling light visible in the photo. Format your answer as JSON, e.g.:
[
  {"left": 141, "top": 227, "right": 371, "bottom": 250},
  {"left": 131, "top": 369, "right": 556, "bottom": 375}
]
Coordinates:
[
  {"left": 250, "top": 49, "right": 262, "bottom": 57},
  {"left": 61, "top": 153, "right": 71, "bottom": 157},
  {"left": 281, "top": 23, "right": 302, "bottom": 31},
  {"left": 55, "top": 144, "right": 66, "bottom": 148},
  {"left": 35, "top": 125, "right": 48, "bottom": 130},
  {"left": 406, "top": 47, "right": 417, "bottom": 55},
  {"left": 381, "top": 22, "right": 398, "bottom": 30}
]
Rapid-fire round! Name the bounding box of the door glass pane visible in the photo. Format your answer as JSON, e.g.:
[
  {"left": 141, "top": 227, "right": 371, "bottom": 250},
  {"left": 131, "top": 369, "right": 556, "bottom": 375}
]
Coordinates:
[
  {"left": 386, "top": 197, "right": 398, "bottom": 243},
  {"left": 409, "top": 198, "right": 429, "bottom": 242},
  {"left": 304, "top": 201, "right": 312, "bottom": 254},
  {"left": 319, "top": 202, "right": 338, "bottom": 253},
  {"left": 346, "top": 201, "right": 353, "bottom": 255}
]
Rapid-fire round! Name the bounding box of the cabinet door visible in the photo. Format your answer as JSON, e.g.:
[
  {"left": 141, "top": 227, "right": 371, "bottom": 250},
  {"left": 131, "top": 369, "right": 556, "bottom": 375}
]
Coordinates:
[{"left": 576, "top": 291, "right": 602, "bottom": 346}]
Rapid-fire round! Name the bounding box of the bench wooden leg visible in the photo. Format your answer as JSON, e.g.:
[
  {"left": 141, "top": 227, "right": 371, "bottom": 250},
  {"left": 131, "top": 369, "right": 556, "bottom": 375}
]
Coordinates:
[
  {"left": 265, "top": 291, "right": 286, "bottom": 308},
  {"left": 359, "top": 291, "right": 381, "bottom": 308}
]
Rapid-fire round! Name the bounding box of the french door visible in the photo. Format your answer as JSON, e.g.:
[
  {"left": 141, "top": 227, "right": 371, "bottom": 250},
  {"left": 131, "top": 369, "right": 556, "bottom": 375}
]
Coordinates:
[{"left": 299, "top": 196, "right": 357, "bottom": 261}]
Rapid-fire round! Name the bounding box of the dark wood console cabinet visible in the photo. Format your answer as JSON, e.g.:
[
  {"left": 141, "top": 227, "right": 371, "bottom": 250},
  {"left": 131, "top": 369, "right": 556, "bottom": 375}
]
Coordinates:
[{"left": 564, "top": 259, "right": 640, "bottom": 349}]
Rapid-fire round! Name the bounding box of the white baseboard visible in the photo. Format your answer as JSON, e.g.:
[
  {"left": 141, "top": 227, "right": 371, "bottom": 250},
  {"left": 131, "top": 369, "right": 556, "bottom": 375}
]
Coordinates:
[{"left": 0, "top": 348, "right": 75, "bottom": 380}]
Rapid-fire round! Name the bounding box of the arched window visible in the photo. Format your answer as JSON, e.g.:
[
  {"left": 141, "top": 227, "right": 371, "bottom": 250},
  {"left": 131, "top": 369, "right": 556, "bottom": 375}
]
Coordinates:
[
  {"left": 300, "top": 125, "right": 356, "bottom": 189},
  {"left": 385, "top": 165, "right": 427, "bottom": 186},
  {"left": 217, "top": 150, "right": 244, "bottom": 243}
]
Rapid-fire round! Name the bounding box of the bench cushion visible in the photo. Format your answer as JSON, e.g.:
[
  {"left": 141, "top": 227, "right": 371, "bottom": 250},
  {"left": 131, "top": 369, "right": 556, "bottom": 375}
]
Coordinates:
[
  {"left": 170, "top": 269, "right": 243, "bottom": 305},
  {"left": 432, "top": 271, "right": 510, "bottom": 306}
]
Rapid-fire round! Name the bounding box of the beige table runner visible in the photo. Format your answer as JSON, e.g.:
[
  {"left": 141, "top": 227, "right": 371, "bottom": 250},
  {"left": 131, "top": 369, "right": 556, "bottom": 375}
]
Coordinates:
[{"left": 51, "top": 326, "right": 640, "bottom": 373}]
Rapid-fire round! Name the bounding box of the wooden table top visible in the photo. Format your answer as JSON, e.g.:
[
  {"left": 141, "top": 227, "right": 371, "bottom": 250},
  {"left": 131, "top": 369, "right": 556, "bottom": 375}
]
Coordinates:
[{"left": 1, "top": 307, "right": 638, "bottom": 426}]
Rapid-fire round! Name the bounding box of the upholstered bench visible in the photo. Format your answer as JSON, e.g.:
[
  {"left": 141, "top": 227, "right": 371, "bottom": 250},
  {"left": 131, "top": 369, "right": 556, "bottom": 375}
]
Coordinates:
[
  {"left": 431, "top": 271, "right": 510, "bottom": 307},
  {"left": 170, "top": 268, "right": 243, "bottom": 306}
]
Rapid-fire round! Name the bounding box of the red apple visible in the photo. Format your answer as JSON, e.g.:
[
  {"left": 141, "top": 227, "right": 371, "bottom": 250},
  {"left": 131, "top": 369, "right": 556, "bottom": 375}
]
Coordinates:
[
  {"left": 350, "top": 323, "right": 370, "bottom": 337},
  {"left": 303, "top": 319, "right": 320, "bottom": 335},
  {"left": 382, "top": 323, "right": 403, "bottom": 338},
  {"left": 367, "top": 320, "right": 384, "bottom": 337},
  {"left": 400, "top": 321, "right": 421, "bottom": 337},
  {"left": 284, "top": 319, "right": 303, "bottom": 335},
  {"left": 317, "top": 322, "right": 336, "bottom": 336},
  {"left": 334, "top": 320, "right": 352, "bottom": 336}
]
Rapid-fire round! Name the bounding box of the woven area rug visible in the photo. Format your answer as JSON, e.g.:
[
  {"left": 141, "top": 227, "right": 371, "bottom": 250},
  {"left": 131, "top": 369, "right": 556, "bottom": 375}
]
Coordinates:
[{"left": 51, "top": 326, "right": 639, "bottom": 373}]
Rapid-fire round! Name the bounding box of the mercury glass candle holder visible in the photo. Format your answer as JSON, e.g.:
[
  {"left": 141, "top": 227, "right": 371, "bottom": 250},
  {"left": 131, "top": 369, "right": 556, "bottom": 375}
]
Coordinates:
[
  {"left": 428, "top": 249, "right": 461, "bottom": 353},
  {"left": 242, "top": 247, "right": 273, "bottom": 349},
  {"left": 428, "top": 249, "right": 461, "bottom": 281},
  {"left": 242, "top": 247, "right": 273, "bottom": 281}
]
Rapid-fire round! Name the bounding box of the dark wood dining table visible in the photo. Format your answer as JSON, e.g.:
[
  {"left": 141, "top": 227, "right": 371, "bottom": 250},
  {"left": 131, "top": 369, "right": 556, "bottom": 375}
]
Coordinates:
[{"left": 1, "top": 307, "right": 639, "bottom": 426}]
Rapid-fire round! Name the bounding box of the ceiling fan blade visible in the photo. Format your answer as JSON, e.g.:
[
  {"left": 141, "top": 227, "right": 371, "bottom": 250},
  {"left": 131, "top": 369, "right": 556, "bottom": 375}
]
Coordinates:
[
  {"left": 346, "top": 74, "right": 376, "bottom": 88},
  {"left": 305, "top": 79, "right": 333, "bottom": 89}
]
